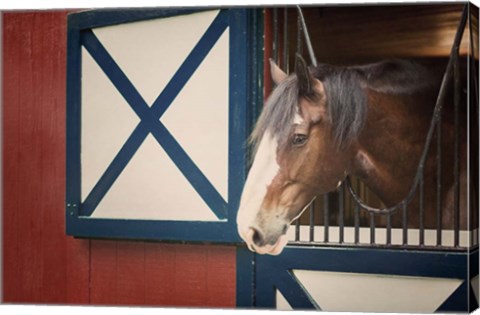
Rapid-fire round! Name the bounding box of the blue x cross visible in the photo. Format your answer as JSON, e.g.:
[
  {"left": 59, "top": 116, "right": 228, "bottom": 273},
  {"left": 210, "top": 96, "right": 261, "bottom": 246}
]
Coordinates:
[{"left": 81, "top": 10, "right": 229, "bottom": 219}]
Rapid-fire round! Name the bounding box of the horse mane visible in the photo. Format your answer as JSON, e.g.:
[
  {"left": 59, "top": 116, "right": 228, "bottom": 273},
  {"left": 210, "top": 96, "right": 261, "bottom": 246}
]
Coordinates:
[
  {"left": 250, "top": 59, "right": 435, "bottom": 153},
  {"left": 312, "top": 64, "right": 367, "bottom": 147},
  {"left": 358, "top": 59, "right": 438, "bottom": 95},
  {"left": 249, "top": 76, "right": 299, "bottom": 152}
]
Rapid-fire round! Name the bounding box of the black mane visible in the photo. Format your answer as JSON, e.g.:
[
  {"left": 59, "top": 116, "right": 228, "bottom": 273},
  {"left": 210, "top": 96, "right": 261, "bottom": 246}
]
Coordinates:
[
  {"left": 250, "top": 59, "right": 434, "bottom": 151},
  {"left": 312, "top": 63, "right": 367, "bottom": 146}
]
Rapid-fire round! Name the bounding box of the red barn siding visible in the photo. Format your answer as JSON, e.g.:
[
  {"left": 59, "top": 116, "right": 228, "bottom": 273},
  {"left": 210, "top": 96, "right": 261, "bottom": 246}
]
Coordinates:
[
  {"left": 2, "top": 11, "right": 236, "bottom": 307},
  {"left": 2, "top": 11, "right": 88, "bottom": 304}
]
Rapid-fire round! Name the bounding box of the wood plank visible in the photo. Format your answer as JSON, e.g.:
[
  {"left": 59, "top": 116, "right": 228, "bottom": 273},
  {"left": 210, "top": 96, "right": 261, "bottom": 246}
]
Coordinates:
[
  {"left": 37, "top": 11, "right": 69, "bottom": 304},
  {"left": 174, "top": 244, "right": 208, "bottom": 306},
  {"left": 3, "top": 12, "right": 23, "bottom": 303},
  {"left": 116, "top": 241, "right": 146, "bottom": 305},
  {"left": 206, "top": 246, "right": 236, "bottom": 307},
  {"left": 144, "top": 243, "right": 176, "bottom": 306},
  {"left": 65, "top": 238, "right": 90, "bottom": 304},
  {"left": 18, "top": 11, "right": 44, "bottom": 303},
  {"left": 90, "top": 240, "right": 117, "bottom": 305},
  {"left": 3, "top": 11, "right": 90, "bottom": 305},
  {"left": 3, "top": 12, "right": 44, "bottom": 303}
]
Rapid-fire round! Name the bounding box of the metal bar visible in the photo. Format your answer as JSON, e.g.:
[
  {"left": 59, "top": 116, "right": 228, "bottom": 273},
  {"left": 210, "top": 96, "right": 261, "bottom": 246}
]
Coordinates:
[
  {"left": 386, "top": 214, "right": 392, "bottom": 245},
  {"left": 469, "top": 8, "right": 479, "bottom": 105},
  {"left": 296, "top": 10, "right": 303, "bottom": 56},
  {"left": 283, "top": 7, "right": 289, "bottom": 73},
  {"left": 338, "top": 186, "right": 344, "bottom": 243},
  {"left": 292, "top": 9, "right": 301, "bottom": 244},
  {"left": 468, "top": 8, "right": 478, "bottom": 248},
  {"left": 354, "top": 204, "right": 360, "bottom": 244},
  {"left": 436, "top": 119, "right": 443, "bottom": 246},
  {"left": 469, "top": 7, "right": 479, "bottom": 250},
  {"left": 273, "top": 8, "right": 279, "bottom": 64},
  {"left": 370, "top": 213, "right": 375, "bottom": 244},
  {"left": 453, "top": 48, "right": 461, "bottom": 248},
  {"left": 419, "top": 173, "right": 425, "bottom": 246},
  {"left": 296, "top": 5, "right": 317, "bottom": 67},
  {"left": 402, "top": 203, "right": 408, "bottom": 246},
  {"left": 324, "top": 195, "right": 329, "bottom": 243},
  {"left": 309, "top": 201, "right": 315, "bottom": 242}
]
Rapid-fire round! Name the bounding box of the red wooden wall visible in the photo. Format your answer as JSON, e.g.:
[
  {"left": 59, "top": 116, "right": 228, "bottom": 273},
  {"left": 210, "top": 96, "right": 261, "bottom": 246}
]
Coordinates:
[{"left": 2, "top": 11, "right": 236, "bottom": 306}]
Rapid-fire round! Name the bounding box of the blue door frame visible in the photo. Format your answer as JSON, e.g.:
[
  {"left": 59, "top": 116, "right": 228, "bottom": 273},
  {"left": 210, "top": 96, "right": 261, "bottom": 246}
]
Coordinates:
[{"left": 66, "top": 8, "right": 263, "bottom": 243}]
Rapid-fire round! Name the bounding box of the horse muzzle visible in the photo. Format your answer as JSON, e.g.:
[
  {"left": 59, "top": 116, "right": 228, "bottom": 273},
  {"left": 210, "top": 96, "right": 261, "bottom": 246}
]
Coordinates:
[{"left": 239, "top": 223, "right": 289, "bottom": 255}]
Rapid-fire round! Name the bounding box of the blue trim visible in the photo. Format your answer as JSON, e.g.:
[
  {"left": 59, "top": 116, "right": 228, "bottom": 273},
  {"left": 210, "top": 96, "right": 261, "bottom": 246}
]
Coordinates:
[
  {"left": 69, "top": 8, "right": 210, "bottom": 30},
  {"left": 67, "top": 216, "right": 239, "bottom": 241},
  {"left": 236, "top": 247, "right": 256, "bottom": 308},
  {"left": 66, "top": 21, "right": 82, "bottom": 210},
  {"left": 235, "top": 9, "right": 264, "bottom": 309},
  {"left": 254, "top": 246, "right": 476, "bottom": 309},
  {"left": 276, "top": 271, "right": 318, "bottom": 309},
  {"left": 66, "top": 8, "right": 259, "bottom": 243},
  {"left": 437, "top": 280, "right": 475, "bottom": 312},
  {"left": 471, "top": 247, "right": 480, "bottom": 277},
  {"left": 254, "top": 266, "right": 276, "bottom": 308},
  {"left": 255, "top": 261, "right": 318, "bottom": 310},
  {"left": 257, "top": 246, "right": 470, "bottom": 278},
  {"left": 228, "top": 9, "right": 249, "bottom": 224}
]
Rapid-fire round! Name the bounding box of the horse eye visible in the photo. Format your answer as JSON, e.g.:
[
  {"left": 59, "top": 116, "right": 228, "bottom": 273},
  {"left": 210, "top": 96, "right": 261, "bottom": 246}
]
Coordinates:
[{"left": 292, "top": 134, "right": 308, "bottom": 146}]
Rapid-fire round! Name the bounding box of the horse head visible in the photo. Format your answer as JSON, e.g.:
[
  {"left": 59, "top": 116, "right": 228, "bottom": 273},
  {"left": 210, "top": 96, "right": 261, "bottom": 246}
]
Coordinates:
[{"left": 236, "top": 55, "right": 359, "bottom": 255}]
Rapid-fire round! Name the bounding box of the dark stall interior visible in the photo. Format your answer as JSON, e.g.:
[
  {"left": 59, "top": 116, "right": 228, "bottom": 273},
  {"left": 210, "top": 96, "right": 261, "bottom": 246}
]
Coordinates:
[{"left": 265, "top": 3, "right": 479, "bottom": 247}]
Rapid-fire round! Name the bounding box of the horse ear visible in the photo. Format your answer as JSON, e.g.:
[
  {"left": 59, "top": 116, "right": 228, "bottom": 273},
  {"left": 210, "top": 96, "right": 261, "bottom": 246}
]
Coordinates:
[
  {"left": 270, "top": 59, "right": 288, "bottom": 85},
  {"left": 295, "top": 53, "right": 313, "bottom": 96}
]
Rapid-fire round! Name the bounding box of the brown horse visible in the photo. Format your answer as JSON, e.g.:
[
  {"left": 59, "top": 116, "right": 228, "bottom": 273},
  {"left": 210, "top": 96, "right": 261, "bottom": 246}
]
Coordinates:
[{"left": 236, "top": 54, "right": 469, "bottom": 255}]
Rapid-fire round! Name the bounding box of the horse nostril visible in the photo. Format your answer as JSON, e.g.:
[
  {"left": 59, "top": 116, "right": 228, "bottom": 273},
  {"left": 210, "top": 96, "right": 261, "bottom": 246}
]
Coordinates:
[
  {"left": 250, "top": 227, "right": 265, "bottom": 247},
  {"left": 281, "top": 224, "right": 289, "bottom": 235}
]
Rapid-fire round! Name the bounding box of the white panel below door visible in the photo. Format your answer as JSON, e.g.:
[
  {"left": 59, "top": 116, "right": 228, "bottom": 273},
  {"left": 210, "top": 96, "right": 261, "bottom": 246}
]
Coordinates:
[{"left": 291, "top": 270, "right": 462, "bottom": 313}]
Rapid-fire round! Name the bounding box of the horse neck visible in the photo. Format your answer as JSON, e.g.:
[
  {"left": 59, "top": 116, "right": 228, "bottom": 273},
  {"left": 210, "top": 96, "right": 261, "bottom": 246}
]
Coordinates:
[{"left": 348, "top": 88, "right": 436, "bottom": 206}]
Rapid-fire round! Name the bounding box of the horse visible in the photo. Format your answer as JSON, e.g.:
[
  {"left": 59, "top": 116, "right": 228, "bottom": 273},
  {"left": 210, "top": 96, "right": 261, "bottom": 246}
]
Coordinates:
[{"left": 236, "top": 54, "right": 471, "bottom": 255}]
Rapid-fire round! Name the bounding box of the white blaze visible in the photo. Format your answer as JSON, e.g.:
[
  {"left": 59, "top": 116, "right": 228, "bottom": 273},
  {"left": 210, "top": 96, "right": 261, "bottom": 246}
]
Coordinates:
[
  {"left": 237, "top": 131, "right": 280, "bottom": 240},
  {"left": 293, "top": 106, "right": 304, "bottom": 125}
]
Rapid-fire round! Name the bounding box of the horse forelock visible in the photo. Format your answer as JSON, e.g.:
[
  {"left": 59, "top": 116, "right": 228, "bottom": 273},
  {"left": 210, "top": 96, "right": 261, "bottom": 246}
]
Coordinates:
[
  {"left": 249, "top": 76, "right": 299, "bottom": 155},
  {"left": 250, "top": 65, "right": 369, "bottom": 157}
]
